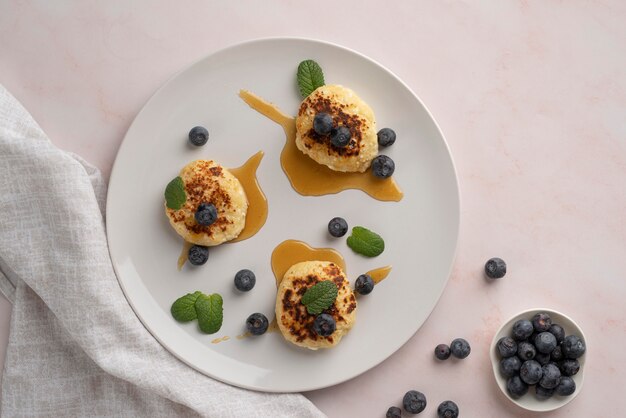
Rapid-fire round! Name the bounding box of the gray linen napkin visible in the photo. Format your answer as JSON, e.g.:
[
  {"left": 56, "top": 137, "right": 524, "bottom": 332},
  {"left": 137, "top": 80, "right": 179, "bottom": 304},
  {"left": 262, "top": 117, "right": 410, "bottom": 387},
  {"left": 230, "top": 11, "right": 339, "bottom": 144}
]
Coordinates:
[{"left": 0, "top": 84, "right": 325, "bottom": 418}]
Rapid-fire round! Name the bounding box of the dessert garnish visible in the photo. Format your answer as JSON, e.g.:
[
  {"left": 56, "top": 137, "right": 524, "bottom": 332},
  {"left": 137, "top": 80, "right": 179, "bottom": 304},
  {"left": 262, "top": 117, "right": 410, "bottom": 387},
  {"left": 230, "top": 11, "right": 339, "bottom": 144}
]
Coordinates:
[
  {"left": 164, "top": 176, "right": 186, "bottom": 210},
  {"left": 377, "top": 128, "right": 396, "bottom": 147},
  {"left": 346, "top": 226, "right": 385, "bottom": 257},
  {"left": 170, "top": 291, "right": 223, "bottom": 334},
  {"left": 188, "top": 244, "right": 209, "bottom": 266},
  {"left": 301, "top": 280, "right": 338, "bottom": 315},
  {"left": 296, "top": 59, "right": 325, "bottom": 98},
  {"left": 312, "top": 314, "right": 336, "bottom": 337},
  {"left": 246, "top": 313, "right": 269, "bottom": 336},
  {"left": 327, "top": 216, "right": 348, "bottom": 238},
  {"left": 234, "top": 269, "right": 256, "bottom": 292},
  {"left": 188, "top": 125, "right": 209, "bottom": 146},
  {"left": 354, "top": 274, "right": 374, "bottom": 295},
  {"left": 194, "top": 202, "right": 217, "bottom": 226}
]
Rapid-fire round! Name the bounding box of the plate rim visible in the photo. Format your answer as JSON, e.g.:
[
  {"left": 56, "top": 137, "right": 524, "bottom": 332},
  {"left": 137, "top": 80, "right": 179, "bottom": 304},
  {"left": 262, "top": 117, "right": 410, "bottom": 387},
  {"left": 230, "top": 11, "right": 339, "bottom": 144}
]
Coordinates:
[{"left": 105, "top": 36, "right": 461, "bottom": 392}]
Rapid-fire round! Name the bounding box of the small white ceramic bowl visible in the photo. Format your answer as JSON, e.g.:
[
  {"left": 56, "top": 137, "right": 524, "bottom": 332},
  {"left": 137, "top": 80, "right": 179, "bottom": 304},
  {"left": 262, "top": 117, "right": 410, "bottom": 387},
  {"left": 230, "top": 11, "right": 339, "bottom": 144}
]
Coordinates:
[{"left": 490, "top": 308, "right": 586, "bottom": 412}]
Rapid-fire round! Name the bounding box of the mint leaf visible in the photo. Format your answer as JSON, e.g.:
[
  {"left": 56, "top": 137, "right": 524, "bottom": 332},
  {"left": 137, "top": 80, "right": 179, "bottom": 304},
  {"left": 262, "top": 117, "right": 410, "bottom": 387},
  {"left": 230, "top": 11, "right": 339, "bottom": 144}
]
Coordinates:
[
  {"left": 297, "top": 60, "right": 325, "bottom": 98},
  {"left": 170, "top": 291, "right": 202, "bottom": 322},
  {"left": 347, "top": 226, "right": 385, "bottom": 257},
  {"left": 165, "top": 176, "right": 186, "bottom": 210},
  {"left": 195, "top": 293, "right": 223, "bottom": 334},
  {"left": 301, "top": 281, "right": 338, "bottom": 315}
]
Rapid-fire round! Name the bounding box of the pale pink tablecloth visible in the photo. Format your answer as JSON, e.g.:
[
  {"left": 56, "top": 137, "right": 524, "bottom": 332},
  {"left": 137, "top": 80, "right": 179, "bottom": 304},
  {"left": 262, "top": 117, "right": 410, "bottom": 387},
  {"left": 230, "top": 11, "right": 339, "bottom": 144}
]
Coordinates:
[{"left": 1, "top": 1, "right": 625, "bottom": 416}]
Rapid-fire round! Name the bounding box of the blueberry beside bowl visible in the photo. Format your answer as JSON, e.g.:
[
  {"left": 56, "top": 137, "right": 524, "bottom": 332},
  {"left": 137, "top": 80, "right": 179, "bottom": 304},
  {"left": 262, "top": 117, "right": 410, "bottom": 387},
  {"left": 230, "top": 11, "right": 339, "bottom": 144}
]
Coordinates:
[{"left": 489, "top": 308, "right": 586, "bottom": 412}]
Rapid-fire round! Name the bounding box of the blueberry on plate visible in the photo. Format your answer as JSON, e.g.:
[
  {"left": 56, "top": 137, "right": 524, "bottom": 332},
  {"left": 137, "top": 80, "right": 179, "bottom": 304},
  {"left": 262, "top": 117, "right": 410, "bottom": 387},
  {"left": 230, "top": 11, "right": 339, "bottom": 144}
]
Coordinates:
[
  {"left": 506, "top": 375, "right": 528, "bottom": 398},
  {"left": 355, "top": 274, "right": 375, "bottom": 295},
  {"left": 520, "top": 360, "right": 543, "bottom": 385},
  {"left": 535, "top": 385, "right": 555, "bottom": 400},
  {"left": 371, "top": 155, "right": 395, "bottom": 178},
  {"left": 555, "top": 376, "right": 576, "bottom": 396},
  {"left": 234, "top": 269, "right": 256, "bottom": 292},
  {"left": 313, "top": 112, "right": 333, "bottom": 136},
  {"left": 517, "top": 341, "right": 536, "bottom": 361},
  {"left": 499, "top": 356, "right": 522, "bottom": 377},
  {"left": 532, "top": 312, "right": 552, "bottom": 332},
  {"left": 377, "top": 128, "right": 396, "bottom": 147},
  {"left": 327, "top": 217, "right": 348, "bottom": 237},
  {"left": 313, "top": 314, "right": 336, "bottom": 337},
  {"left": 188, "top": 126, "right": 209, "bottom": 146},
  {"left": 195, "top": 202, "right": 218, "bottom": 226},
  {"left": 386, "top": 406, "right": 402, "bottom": 418},
  {"left": 534, "top": 332, "right": 558, "bottom": 354},
  {"left": 539, "top": 363, "right": 561, "bottom": 389},
  {"left": 512, "top": 319, "right": 534, "bottom": 341},
  {"left": 450, "top": 338, "right": 471, "bottom": 359},
  {"left": 403, "top": 390, "right": 426, "bottom": 414},
  {"left": 496, "top": 336, "right": 518, "bottom": 358},
  {"left": 435, "top": 344, "right": 451, "bottom": 360},
  {"left": 330, "top": 126, "right": 351, "bottom": 147},
  {"left": 485, "top": 257, "right": 506, "bottom": 279},
  {"left": 246, "top": 313, "right": 269, "bottom": 336},
  {"left": 188, "top": 245, "right": 209, "bottom": 266},
  {"left": 559, "top": 359, "right": 580, "bottom": 376},
  {"left": 549, "top": 323, "right": 565, "bottom": 343},
  {"left": 437, "top": 400, "right": 459, "bottom": 418},
  {"left": 562, "top": 335, "right": 586, "bottom": 359}
]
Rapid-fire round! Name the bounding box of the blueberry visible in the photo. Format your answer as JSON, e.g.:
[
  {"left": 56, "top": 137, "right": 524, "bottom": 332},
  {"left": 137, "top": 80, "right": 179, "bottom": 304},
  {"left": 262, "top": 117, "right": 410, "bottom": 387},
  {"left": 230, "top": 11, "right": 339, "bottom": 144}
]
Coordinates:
[
  {"left": 517, "top": 341, "right": 536, "bottom": 361},
  {"left": 450, "top": 338, "right": 471, "bottom": 359},
  {"left": 499, "top": 356, "right": 522, "bottom": 377},
  {"left": 535, "top": 385, "right": 555, "bottom": 400},
  {"left": 377, "top": 128, "right": 396, "bottom": 147},
  {"left": 437, "top": 400, "right": 459, "bottom": 418},
  {"left": 539, "top": 363, "right": 561, "bottom": 389},
  {"left": 234, "top": 269, "right": 256, "bottom": 292},
  {"left": 532, "top": 312, "right": 552, "bottom": 332},
  {"left": 188, "top": 245, "right": 209, "bottom": 266},
  {"left": 534, "top": 332, "right": 558, "bottom": 354},
  {"left": 555, "top": 376, "right": 576, "bottom": 396},
  {"left": 506, "top": 375, "right": 528, "bottom": 399},
  {"left": 313, "top": 112, "right": 333, "bottom": 136},
  {"left": 327, "top": 217, "right": 348, "bottom": 237},
  {"left": 562, "top": 335, "right": 586, "bottom": 359},
  {"left": 195, "top": 202, "right": 218, "bottom": 226},
  {"left": 551, "top": 346, "right": 564, "bottom": 362},
  {"left": 355, "top": 274, "right": 375, "bottom": 295},
  {"left": 549, "top": 324, "right": 565, "bottom": 343},
  {"left": 313, "top": 313, "right": 336, "bottom": 337},
  {"left": 371, "top": 155, "right": 395, "bottom": 178},
  {"left": 330, "top": 126, "right": 351, "bottom": 147},
  {"left": 435, "top": 344, "right": 451, "bottom": 360},
  {"left": 535, "top": 352, "right": 551, "bottom": 366},
  {"left": 512, "top": 319, "right": 534, "bottom": 341},
  {"left": 559, "top": 359, "right": 580, "bottom": 376},
  {"left": 496, "top": 336, "right": 518, "bottom": 358},
  {"left": 520, "top": 360, "right": 543, "bottom": 385},
  {"left": 485, "top": 257, "right": 506, "bottom": 279},
  {"left": 386, "top": 406, "right": 402, "bottom": 418},
  {"left": 188, "top": 126, "right": 209, "bottom": 146},
  {"left": 246, "top": 313, "right": 269, "bottom": 336},
  {"left": 403, "top": 390, "right": 426, "bottom": 414}
]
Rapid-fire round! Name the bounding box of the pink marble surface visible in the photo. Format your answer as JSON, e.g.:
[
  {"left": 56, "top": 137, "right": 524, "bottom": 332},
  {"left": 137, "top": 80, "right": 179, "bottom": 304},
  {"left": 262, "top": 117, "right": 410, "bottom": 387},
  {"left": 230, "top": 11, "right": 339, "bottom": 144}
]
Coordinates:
[{"left": 1, "top": 1, "right": 625, "bottom": 416}]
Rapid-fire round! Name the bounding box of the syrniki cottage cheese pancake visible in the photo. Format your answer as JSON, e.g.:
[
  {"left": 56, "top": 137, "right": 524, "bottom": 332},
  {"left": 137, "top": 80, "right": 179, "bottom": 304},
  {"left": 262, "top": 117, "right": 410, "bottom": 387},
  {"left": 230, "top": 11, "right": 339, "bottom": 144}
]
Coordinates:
[
  {"left": 165, "top": 160, "right": 248, "bottom": 246},
  {"left": 275, "top": 260, "right": 357, "bottom": 349},
  {"left": 295, "top": 85, "right": 378, "bottom": 173}
]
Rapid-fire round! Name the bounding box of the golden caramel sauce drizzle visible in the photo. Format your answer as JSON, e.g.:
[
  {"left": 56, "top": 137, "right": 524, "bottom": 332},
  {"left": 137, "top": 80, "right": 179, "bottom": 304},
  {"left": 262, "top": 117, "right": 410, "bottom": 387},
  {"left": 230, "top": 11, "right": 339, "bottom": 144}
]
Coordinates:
[
  {"left": 268, "top": 317, "right": 279, "bottom": 333},
  {"left": 239, "top": 90, "right": 403, "bottom": 201},
  {"left": 366, "top": 265, "right": 392, "bottom": 284},
  {"left": 271, "top": 239, "right": 346, "bottom": 288},
  {"left": 236, "top": 332, "right": 251, "bottom": 340},
  {"left": 211, "top": 336, "right": 230, "bottom": 344},
  {"left": 177, "top": 151, "right": 268, "bottom": 268}
]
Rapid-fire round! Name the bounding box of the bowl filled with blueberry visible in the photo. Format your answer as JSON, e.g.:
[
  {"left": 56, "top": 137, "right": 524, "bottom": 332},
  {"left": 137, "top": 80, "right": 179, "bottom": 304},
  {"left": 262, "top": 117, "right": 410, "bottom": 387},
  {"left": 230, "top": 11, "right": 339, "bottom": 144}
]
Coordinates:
[{"left": 489, "top": 308, "right": 586, "bottom": 412}]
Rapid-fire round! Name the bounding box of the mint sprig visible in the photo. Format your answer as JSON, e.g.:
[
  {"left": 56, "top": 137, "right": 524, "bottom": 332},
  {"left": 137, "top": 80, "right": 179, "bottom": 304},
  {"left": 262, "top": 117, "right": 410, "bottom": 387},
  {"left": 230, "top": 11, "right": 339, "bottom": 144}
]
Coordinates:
[
  {"left": 301, "top": 281, "right": 338, "bottom": 315},
  {"left": 347, "top": 226, "right": 385, "bottom": 257},
  {"left": 195, "top": 293, "right": 224, "bottom": 334},
  {"left": 171, "top": 291, "right": 202, "bottom": 322},
  {"left": 165, "top": 176, "right": 186, "bottom": 210},
  {"left": 297, "top": 60, "right": 325, "bottom": 98}
]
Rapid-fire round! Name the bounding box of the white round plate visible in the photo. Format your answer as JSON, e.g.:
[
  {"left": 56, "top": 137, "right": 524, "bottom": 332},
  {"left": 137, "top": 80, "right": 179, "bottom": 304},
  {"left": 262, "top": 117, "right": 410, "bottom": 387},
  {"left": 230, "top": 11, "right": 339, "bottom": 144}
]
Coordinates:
[
  {"left": 106, "top": 38, "right": 459, "bottom": 392},
  {"left": 490, "top": 308, "right": 586, "bottom": 411}
]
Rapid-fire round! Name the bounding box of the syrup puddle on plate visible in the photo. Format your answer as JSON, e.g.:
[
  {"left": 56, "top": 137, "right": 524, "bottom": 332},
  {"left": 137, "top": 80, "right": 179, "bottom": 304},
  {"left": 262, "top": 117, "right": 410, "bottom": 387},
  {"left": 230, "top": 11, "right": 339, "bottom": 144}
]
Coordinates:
[
  {"left": 239, "top": 90, "right": 403, "bottom": 202},
  {"left": 211, "top": 335, "right": 230, "bottom": 344},
  {"left": 177, "top": 151, "right": 268, "bottom": 269}
]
